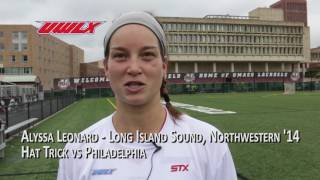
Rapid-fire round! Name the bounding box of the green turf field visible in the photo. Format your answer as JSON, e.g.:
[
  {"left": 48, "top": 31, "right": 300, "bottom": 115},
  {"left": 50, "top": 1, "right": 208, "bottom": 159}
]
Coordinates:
[{"left": 0, "top": 92, "right": 319, "bottom": 180}]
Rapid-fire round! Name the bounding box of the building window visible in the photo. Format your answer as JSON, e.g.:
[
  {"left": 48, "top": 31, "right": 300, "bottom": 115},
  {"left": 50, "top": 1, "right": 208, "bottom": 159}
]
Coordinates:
[
  {"left": 213, "top": 46, "right": 216, "bottom": 54},
  {"left": 11, "top": 55, "right": 16, "bottom": 62},
  {"left": 0, "top": 32, "right": 3, "bottom": 37},
  {"left": 12, "top": 32, "right": 19, "bottom": 39},
  {"left": 167, "top": 35, "right": 172, "bottom": 43},
  {"left": 209, "top": 35, "right": 213, "bottom": 43},
  {"left": 186, "top": 35, "right": 190, "bottom": 43},
  {"left": 200, "top": 46, "right": 204, "bottom": 54},
  {"left": 186, "top": 46, "right": 190, "bottom": 53},
  {"left": 22, "top": 55, "right": 28, "bottom": 62},
  {"left": 196, "top": 24, "right": 200, "bottom": 31},
  {"left": 186, "top": 24, "right": 190, "bottom": 31},
  {"left": 206, "top": 35, "right": 209, "bottom": 43},
  {"left": 0, "top": 43, "right": 4, "bottom": 51},
  {"left": 12, "top": 43, "right": 19, "bottom": 51},
  {"left": 205, "top": 24, "right": 209, "bottom": 31},
  {"left": 22, "top": 43, "right": 28, "bottom": 50},
  {"left": 222, "top": 36, "right": 226, "bottom": 43},
  {"left": 211, "top": 24, "right": 216, "bottom": 32},
  {"left": 177, "top": 24, "right": 181, "bottom": 31},
  {"left": 24, "top": 67, "right": 32, "bottom": 74},
  {"left": 247, "top": 47, "right": 251, "bottom": 54},
  {"left": 182, "top": 35, "right": 186, "bottom": 42},
  {"left": 1, "top": 67, "right": 32, "bottom": 75},
  {"left": 11, "top": 31, "right": 28, "bottom": 51},
  {"left": 202, "top": 35, "right": 206, "bottom": 43},
  {"left": 181, "top": 24, "right": 185, "bottom": 31},
  {"left": 0, "top": 55, "right": 3, "bottom": 62},
  {"left": 200, "top": 24, "right": 204, "bottom": 31},
  {"left": 167, "top": 24, "right": 171, "bottom": 31},
  {"left": 21, "top": 31, "right": 28, "bottom": 39},
  {"left": 172, "top": 24, "right": 177, "bottom": 31}
]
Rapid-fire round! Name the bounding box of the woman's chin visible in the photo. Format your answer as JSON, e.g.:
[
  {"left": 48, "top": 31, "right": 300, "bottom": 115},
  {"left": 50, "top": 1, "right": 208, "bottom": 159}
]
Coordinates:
[{"left": 123, "top": 96, "right": 147, "bottom": 106}]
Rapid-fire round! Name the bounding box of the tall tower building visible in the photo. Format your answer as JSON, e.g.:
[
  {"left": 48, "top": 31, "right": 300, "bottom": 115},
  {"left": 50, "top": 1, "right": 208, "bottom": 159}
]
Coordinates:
[{"left": 270, "top": 0, "right": 308, "bottom": 26}]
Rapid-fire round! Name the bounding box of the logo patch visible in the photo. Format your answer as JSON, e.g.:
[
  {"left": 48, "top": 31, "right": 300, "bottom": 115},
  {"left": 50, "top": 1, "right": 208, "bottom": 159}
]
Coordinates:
[
  {"left": 170, "top": 164, "right": 189, "bottom": 172},
  {"left": 92, "top": 168, "right": 116, "bottom": 176}
]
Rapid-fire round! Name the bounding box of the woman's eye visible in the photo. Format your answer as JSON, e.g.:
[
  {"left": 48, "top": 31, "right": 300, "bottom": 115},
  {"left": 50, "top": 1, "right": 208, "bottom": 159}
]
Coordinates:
[
  {"left": 142, "top": 52, "right": 156, "bottom": 60},
  {"left": 112, "top": 53, "right": 127, "bottom": 60}
]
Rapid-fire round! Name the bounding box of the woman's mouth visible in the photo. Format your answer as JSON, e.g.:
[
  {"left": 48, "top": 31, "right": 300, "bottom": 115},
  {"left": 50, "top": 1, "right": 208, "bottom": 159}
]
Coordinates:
[{"left": 124, "top": 81, "right": 145, "bottom": 93}]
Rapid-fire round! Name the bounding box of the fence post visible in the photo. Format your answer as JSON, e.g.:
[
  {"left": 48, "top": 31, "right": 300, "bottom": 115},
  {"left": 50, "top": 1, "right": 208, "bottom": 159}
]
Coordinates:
[
  {"left": 56, "top": 96, "right": 59, "bottom": 111},
  {"left": 253, "top": 72, "right": 256, "bottom": 92},
  {"left": 61, "top": 96, "right": 63, "bottom": 108},
  {"left": 5, "top": 106, "right": 8, "bottom": 129},
  {"left": 41, "top": 100, "right": 44, "bottom": 120},
  {"left": 50, "top": 95, "right": 52, "bottom": 114},
  {"left": 282, "top": 76, "right": 285, "bottom": 91},
  {"left": 27, "top": 102, "right": 30, "bottom": 119},
  {"left": 0, "top": 118, "right": 5, "bottom": 158}
]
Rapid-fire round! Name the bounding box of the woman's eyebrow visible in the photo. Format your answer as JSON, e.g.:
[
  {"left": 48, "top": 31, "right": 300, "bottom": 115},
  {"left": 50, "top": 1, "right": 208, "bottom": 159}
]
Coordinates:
[
  {"left": 110, "top": 47, "right": 127, "bottom": 51},
  {"left": 110, "top": 46, "right": 158, "bottom": 51},
  {"left": 141, "top": 46, "right": 158, "bottom": 51}
]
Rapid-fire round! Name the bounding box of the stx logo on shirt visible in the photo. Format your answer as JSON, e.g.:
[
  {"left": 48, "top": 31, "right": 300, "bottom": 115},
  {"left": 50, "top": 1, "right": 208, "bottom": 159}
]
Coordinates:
[
  {"left": 37, "top": 21, "right": 104, "bottom": 34},
  {"left": 170, "top": 164, "right": 189, "bottom": 172}
]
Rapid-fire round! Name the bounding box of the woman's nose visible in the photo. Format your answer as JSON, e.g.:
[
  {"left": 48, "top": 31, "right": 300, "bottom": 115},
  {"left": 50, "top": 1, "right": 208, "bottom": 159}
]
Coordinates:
[{"left": 127, "top": 57, "right": 142, "bottom": 76}]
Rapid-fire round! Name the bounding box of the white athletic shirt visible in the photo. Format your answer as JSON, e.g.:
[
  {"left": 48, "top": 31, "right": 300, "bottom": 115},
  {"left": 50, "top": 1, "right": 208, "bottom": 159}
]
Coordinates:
[{"left": 57, "top": 107, "right": 237, "bottom": 180}]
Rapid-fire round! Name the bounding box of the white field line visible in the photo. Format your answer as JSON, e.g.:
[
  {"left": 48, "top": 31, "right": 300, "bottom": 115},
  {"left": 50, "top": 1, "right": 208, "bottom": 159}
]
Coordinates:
[{"left": 167, "top": 101, "right": 236, "bottom": 115}]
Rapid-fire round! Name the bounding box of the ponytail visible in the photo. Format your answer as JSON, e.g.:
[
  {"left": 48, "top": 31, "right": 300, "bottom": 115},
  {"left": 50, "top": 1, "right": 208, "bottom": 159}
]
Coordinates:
[{"left": 160, "top": 79, "right": 182, "bottom": 119}]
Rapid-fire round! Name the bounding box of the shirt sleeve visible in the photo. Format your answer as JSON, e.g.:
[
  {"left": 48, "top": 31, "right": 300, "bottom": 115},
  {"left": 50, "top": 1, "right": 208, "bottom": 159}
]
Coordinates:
[
  {"left": 213, "top": 148, "right": 237, "bottom": 180},
  {"left": 57, "top": 144, "right": 78, "bottom": 180},
  {"left": 57, "top": 158, "right": 66, "bottom": 180},
  {"left": 57, "top": 157, "right": 75, "bottom": 180},
  {"left": 204, "top": 140, "right": 237, "bottom": 180}
]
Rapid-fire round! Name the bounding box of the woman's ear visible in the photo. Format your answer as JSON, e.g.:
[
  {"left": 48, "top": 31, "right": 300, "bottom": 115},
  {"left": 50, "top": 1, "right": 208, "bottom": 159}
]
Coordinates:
[{"left": 162, "top": 56, "right": 168, "bottom": 77}]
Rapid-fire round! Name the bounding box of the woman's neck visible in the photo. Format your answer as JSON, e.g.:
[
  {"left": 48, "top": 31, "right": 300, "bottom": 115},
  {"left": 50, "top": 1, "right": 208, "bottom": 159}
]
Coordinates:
[{"left": 113, "top": 97, "right": 166, "bottom": 134}]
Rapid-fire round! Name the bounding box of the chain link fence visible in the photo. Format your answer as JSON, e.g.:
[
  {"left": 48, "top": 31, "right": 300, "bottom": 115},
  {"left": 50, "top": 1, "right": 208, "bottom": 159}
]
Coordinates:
[{"left": 0, "top": 90, "right": 76, "bottom": 137}]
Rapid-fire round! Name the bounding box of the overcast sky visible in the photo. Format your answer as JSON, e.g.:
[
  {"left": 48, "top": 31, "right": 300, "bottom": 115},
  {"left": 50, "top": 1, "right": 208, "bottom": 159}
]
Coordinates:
[{"left": 1, "top": 0, "right": 319, "bottom": 62}]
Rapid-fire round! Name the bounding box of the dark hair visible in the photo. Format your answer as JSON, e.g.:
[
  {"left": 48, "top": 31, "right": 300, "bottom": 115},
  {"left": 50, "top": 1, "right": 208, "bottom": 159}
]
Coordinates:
[{"left": 160, "top": 78, "right": 182, "bottom": 119}]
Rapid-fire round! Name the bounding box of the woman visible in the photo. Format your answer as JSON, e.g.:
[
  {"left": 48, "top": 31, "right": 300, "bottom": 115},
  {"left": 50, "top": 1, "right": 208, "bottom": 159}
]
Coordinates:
[{"left": 58, "top": 11, "right": 237, "bottom": 180}]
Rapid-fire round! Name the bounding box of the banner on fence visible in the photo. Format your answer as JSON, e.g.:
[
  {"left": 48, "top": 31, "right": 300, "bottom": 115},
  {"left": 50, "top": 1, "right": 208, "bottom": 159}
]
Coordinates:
[{"left": 53, "top": 72, "right": 302, "bottom": 90}]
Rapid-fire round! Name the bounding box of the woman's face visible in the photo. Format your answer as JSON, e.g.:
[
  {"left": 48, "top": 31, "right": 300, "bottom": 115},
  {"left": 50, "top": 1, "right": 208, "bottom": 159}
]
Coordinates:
[{"left": 105, "top": 24, "right": 167, "bottom": 106}]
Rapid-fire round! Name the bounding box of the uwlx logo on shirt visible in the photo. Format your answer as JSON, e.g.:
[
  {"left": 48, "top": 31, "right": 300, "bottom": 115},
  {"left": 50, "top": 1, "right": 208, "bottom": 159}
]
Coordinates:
[{"left": 92, "top": 168, "right": 116, "bottom": 176}]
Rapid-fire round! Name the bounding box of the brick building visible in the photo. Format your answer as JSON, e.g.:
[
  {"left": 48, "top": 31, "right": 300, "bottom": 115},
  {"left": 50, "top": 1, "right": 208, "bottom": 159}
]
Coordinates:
[{"left": 0, "top": 25, "right": 84, "bottom": 90}]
